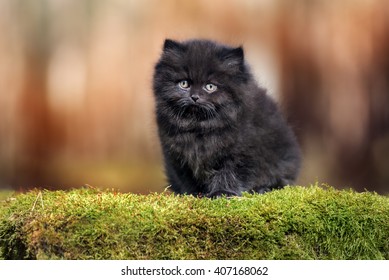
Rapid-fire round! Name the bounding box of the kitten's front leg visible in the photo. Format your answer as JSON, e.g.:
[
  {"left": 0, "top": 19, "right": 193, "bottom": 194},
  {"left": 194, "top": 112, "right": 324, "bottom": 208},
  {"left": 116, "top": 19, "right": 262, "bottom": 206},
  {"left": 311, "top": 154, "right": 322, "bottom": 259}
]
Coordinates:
[{"left": 205, "top": 170, "right": 243, "bottom": 198}]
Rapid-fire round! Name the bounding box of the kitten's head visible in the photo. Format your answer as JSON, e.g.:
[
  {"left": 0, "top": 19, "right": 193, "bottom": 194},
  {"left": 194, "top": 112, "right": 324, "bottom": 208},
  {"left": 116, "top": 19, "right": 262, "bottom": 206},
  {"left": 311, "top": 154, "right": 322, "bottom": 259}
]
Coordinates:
[{"left": 153, "top": 39, "right": 250, "bottom": 124}]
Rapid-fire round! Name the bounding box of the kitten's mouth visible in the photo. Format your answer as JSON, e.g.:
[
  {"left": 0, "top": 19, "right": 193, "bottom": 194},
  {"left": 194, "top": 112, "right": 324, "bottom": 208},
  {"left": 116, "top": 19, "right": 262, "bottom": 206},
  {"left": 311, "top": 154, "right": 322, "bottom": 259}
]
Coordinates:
[
  {"left": 180, "top": 103, "right": 217, "bottom": 120},
  {"left": 185, "top": 104, "right": 203, "bottom": 114}
]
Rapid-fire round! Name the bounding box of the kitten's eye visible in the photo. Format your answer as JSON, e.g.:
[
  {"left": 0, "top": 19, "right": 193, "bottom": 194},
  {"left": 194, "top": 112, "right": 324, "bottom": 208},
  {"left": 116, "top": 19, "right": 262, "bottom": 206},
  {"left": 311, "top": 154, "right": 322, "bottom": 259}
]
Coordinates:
[
  {"left": 204, "top": 83, "right": 217, "bottom": 93},
  {"left": 178, "top": 80, "right": 190, "bottom": 90}
]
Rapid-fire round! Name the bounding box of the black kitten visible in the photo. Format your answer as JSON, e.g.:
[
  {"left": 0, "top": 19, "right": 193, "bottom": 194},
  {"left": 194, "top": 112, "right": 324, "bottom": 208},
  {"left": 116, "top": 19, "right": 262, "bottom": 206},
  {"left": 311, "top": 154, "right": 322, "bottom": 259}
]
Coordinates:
[{"left": 153, "top": 39, "right": 301, "bottom": 197}]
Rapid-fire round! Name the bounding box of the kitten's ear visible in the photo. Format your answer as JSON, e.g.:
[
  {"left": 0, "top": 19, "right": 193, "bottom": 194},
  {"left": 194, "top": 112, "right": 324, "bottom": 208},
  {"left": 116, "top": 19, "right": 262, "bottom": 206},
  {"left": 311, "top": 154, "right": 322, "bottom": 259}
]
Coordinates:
[
  {"left": 229, "top": 47, "right": 244, "bottom": 61},
  {"left": 163, "top": 39, "right": 184, "bottom": 52},
  {"left": 219, "top": 46, "right": 244, "bottom": 68}
]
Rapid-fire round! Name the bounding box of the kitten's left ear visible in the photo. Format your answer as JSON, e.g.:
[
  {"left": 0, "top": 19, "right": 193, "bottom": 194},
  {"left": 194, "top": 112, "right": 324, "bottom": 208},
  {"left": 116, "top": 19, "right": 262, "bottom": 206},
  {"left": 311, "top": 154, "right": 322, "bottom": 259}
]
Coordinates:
[
  {"left": 229, "top": 47, "right": 244, "bottom": 61},
  {"left": 219, "top": 46, "right": 244, "bottom": 68}
]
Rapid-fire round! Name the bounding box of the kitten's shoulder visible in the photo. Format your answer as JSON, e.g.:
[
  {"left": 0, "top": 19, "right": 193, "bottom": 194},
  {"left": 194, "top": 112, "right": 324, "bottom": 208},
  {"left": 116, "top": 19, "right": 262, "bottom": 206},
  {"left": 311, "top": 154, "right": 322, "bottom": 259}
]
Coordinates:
[{"left": 245, "top": 83, "right": 277, "bottom": 111}]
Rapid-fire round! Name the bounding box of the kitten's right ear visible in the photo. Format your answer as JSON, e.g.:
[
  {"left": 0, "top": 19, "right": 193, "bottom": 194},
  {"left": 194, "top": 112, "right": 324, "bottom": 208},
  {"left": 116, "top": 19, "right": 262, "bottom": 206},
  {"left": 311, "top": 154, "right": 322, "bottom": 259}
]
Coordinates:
[{"left": 163, "top": 39, "right": 184, "bottom": 52}]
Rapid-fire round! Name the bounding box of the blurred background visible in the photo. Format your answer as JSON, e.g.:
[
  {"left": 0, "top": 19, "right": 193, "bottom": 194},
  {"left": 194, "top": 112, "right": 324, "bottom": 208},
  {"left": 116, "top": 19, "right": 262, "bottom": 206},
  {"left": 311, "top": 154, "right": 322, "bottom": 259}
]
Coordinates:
[{"left": 0, "top": 0, "right": 388, "bottom": 194}]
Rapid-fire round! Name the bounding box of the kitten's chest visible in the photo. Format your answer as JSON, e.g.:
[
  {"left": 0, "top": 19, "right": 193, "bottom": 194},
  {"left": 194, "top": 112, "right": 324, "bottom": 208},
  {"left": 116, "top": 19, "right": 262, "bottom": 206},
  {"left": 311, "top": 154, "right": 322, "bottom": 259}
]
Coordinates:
[
  {"left": 165, "top": 132, "right": 228, "bottom": 178},
  {"left": 168, "top": 133, "right": 214, "bottom": 159}
]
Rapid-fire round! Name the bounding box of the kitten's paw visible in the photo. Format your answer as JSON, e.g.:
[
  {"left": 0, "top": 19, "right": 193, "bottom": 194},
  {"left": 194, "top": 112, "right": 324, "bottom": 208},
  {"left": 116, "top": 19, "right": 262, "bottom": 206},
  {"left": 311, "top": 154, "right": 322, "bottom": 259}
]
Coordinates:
[
  {"left": 251, "top": 186, "right": 271, "bottom": 194},
  {"left": 251, "top": 183, "right": 285, "bottom": 194},
  {"left": 206, "top": 190, "right": 238, "bottom": 199}
]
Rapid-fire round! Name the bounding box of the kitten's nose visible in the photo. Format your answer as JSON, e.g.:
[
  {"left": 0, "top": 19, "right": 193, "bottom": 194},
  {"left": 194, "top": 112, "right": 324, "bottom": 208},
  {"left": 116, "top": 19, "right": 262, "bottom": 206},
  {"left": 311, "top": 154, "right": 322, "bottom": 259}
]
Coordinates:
[{"left": 191, "top": 95, "right": 200, "bottom": 102}]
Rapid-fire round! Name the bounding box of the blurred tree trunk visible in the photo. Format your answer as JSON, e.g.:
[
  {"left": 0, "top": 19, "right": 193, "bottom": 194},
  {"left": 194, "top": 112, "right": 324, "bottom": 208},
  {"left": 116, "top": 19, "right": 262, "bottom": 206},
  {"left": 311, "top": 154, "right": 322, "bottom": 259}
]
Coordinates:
[
  {"left": 276, "top": 2, "right": 389, "bottom": 193},
  {"left": 12, "top": 1, "right": 64, "bottom": 188}
]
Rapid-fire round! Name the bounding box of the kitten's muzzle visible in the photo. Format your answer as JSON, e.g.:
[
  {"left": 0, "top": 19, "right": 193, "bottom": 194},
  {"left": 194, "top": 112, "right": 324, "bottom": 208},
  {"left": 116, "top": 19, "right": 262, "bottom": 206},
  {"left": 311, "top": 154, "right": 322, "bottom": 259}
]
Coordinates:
[{"left": 191, "top": 95, "right": 200, "bottom": 102}]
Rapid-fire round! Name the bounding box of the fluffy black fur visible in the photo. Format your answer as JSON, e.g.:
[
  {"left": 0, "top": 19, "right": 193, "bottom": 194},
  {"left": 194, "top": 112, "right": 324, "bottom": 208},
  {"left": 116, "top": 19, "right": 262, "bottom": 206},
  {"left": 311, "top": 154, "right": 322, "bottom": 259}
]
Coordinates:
[{"left": 153, "top": 39, "right": 301, "bottom": 197}]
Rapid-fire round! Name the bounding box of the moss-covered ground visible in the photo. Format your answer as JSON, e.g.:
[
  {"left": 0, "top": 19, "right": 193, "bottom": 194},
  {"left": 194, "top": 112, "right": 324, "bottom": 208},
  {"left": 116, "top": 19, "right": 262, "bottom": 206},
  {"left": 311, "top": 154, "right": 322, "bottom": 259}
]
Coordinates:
[{"left": 0, "top": 184, "right": 388, "bottom": 260}]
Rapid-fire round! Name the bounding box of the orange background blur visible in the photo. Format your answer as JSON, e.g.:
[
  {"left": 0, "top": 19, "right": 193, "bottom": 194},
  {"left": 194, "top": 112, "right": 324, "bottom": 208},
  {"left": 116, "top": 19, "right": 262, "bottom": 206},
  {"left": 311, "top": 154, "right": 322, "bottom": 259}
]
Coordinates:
[{"left": 0, "top": 0, "right": 388, "bottom": 194}]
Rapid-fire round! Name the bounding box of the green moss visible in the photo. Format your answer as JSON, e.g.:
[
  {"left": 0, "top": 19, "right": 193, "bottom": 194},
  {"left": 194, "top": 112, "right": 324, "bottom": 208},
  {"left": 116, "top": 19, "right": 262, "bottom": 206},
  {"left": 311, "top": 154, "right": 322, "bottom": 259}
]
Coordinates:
[{"left": 0, "top": 184, "right": 388, "bottom": 259}]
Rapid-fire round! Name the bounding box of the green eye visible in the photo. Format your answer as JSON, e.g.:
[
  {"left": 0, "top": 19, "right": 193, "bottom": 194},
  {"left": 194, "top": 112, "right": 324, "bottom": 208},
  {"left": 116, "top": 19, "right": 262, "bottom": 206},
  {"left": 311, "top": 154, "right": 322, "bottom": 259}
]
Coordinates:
[
  {"left": 178, "top": 80, "right": 190, "bottom": 89},
  {"left": 204, "top": 83, "right": 217, "bottom": 93}
]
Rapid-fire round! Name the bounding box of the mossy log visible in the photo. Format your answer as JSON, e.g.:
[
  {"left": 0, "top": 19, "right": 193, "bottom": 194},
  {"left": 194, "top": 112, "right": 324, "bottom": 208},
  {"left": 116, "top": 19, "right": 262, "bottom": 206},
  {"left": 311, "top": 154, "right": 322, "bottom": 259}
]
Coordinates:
[{"left": 0, "top": 184, "right": 388, "bottom": 260}]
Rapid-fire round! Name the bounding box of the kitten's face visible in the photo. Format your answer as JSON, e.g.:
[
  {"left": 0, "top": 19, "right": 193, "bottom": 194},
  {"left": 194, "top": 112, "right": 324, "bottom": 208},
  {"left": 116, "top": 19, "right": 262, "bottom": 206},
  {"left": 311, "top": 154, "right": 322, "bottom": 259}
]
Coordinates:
[{"left": 154, "top": 39, "right": 247, "bottom": 121}]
